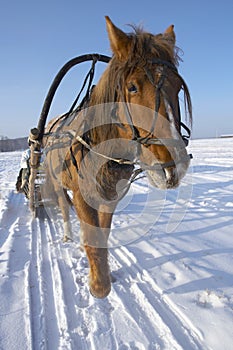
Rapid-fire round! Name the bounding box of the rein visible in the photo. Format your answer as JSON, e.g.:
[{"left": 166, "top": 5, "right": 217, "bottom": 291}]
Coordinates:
[{"left": 34, "top": 53, "right": 192, "bottom": 183}]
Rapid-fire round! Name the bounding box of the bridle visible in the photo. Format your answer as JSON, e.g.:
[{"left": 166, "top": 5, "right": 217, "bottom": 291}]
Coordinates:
[
  {"left": 108, "top": 57, "right": 193, "bottom": 172},
  {"left": 35, "top": 53, "right": 192, "bottom": 179},
  {"left": 122, "top": 58, "right": 192, "bottom": 148}
]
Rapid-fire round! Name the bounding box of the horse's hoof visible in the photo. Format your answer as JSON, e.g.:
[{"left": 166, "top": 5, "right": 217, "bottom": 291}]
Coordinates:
[{"left": 89, "top": 283, "right": 111, "bottom": 299}]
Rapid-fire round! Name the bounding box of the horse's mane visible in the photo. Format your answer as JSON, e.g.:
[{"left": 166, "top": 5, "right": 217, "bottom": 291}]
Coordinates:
[{"left": 87, "top": 26, "right": 192, "bottom": 144}]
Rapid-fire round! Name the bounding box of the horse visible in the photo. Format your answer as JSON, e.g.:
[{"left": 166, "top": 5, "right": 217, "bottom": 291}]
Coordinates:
[{"left": 41, "top": 16, "right": 192, "bottom": 298}]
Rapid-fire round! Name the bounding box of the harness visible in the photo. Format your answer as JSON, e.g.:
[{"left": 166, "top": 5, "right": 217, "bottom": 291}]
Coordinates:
[{"left": 33, "top": 53, "right": 192, "bottom": 180}]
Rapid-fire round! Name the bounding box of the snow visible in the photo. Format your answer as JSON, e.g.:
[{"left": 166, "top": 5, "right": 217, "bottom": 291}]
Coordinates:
[{"left": 0, "top": 138, "right": 233, "bottom": 350}]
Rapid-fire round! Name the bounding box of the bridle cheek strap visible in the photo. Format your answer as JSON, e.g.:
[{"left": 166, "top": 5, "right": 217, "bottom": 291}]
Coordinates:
[{"left": 140, "top": 61, "right": 192, "bottom": 148}]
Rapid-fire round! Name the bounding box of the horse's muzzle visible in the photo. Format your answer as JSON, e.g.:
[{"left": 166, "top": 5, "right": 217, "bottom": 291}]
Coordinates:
[
  {"left": 146, "top": 155, "right": 190, "bottom": 189},
  {"left": 164, "top": 167, "right": 179, "bottom": 189}
]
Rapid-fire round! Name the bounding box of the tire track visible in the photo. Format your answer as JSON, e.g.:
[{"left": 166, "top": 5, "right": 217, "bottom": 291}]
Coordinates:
[
  {"left": 29, "top": 214, "right": 70, "bottom": 350},
  {"left": 41, "top": 218, "right": 72, "bottom": 349},
  {"left": 110, "top": 250, "right": 173, "bottom": 349},
  {"left": 0, "top": 191, "right": 27, "bottom": 246},
  {"left": 0, "top": 193, "right": 206, "bottom": 349},
  {"left": 42, "top": 216, "right": 92, "bottom": 349},
  {"left": 111, "top": 245, "right": 206, "bottom": 350},
  {"left": 0, "top": 191, "right": 33, "bottom": 350},
  {"left": 27, "top": 208, "right": 117, "bottom": 350},
  {"left": 45, "top": 216, "right": 118, "bottom": 350},
  {"left": 29, "top": 218, "right": 47, "bottom": 350}
]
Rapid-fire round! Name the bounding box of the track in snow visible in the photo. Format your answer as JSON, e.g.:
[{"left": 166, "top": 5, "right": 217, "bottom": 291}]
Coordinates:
[
  {"left": 0, "top": 192, "right": 205, "bottom": 350},
  {"left": 0, "top": 139, "right": 233, "bottom": 349},
  {"left": 29, "top": 212, "right": 201, "bottom": 350}
]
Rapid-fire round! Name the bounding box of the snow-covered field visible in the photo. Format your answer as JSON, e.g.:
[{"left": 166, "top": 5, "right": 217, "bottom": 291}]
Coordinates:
[{"left": 0, "top": 138, "right": 233, "bottom": 350}]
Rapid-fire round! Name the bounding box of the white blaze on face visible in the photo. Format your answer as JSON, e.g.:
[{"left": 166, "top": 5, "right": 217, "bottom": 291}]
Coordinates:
[
  {"left": 164, "top": 99, "right": 180, "bottom": 148},
  {"left": 164, "top": 99, "right": 190, "bottom": 183},
  {"left": 146, "top": 100, "right": 190, "bottom": 189}
]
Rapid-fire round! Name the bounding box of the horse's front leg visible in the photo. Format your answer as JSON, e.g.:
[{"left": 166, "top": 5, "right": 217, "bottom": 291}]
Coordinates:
[
  {"left": 85, "top": 244, "right": 111, "bottom": 298},
  {"left": 81, "top": 221, "right": 112, "bottom": 298},
  {"left": 74, "top": 195, "right": 113, "bottom": 298}
]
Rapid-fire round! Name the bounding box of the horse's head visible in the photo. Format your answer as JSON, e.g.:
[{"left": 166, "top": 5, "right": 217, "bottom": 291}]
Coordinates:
[{"left": 102, "top": 17, "right": 192, "bottom": 189}]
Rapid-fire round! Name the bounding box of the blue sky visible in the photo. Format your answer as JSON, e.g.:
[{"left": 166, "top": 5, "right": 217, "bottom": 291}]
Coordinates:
[{"left": 0, "top": 0, "right": 232, "bottom": 139}]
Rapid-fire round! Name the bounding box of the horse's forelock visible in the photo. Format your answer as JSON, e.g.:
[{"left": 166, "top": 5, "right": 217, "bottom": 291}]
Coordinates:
[{"left": 92, "top": 28, "right": 181, "bottom": 102}]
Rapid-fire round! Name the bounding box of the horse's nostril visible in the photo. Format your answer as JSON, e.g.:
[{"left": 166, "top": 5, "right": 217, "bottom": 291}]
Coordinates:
[{"left": 164, "top": 167, "right": 178, "bottom": 188}]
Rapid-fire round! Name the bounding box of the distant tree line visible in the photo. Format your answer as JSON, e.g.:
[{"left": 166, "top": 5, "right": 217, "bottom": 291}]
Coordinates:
[{"left": 0, "top": 137, "right": 28, "bottom": 152}]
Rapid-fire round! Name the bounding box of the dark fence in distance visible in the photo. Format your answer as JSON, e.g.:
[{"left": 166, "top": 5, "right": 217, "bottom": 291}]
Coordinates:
[{"left": 220, "top": 135, "right": 233, "bottom": 138}]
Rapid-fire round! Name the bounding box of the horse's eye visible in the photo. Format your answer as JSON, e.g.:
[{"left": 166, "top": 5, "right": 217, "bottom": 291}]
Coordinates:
[{"left": 128, "top": 83, "right": 138, "bottom": 94}]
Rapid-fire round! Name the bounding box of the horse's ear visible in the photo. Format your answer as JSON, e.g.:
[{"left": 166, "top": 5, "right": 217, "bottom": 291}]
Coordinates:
[
  {"left": 105, "top": 16, "right": 131, "bottom": 60},
  {"left": 164, "top": 25, "right": 176, "bottom": 46}
]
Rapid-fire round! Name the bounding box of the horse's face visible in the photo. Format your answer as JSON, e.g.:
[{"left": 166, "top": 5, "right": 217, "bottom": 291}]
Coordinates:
[
  {"left": 106, "top": 16, "right": 192, "bottom": 189},
  {"left": 124, "top": 67, "right": 190, "bottom": 189}
]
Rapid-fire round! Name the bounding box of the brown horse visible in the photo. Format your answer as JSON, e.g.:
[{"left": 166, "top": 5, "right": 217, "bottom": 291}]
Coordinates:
[{"left": 42, "top": 16, "right": 192, "bottom": 298}]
